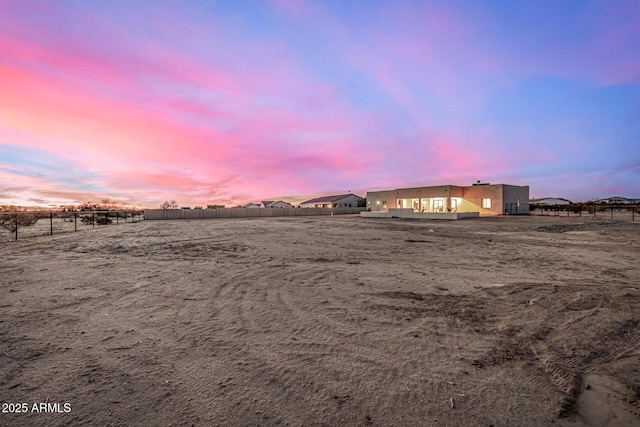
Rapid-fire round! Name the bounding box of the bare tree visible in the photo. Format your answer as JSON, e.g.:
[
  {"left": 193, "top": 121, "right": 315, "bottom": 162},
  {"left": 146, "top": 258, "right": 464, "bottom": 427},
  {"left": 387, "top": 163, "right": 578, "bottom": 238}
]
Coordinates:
[{"left": 160, "top": 200, "right": 179, "bottom": 209}]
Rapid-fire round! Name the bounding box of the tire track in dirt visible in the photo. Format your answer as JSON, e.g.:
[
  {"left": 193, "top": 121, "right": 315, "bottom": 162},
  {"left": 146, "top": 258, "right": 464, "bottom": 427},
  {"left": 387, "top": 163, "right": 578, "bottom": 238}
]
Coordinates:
[
  {"left": 367, "top": 282, "right": 640, "bottom": 420},
  {"left": 185, "top": 255, "right": 439, "bottom": 421}
]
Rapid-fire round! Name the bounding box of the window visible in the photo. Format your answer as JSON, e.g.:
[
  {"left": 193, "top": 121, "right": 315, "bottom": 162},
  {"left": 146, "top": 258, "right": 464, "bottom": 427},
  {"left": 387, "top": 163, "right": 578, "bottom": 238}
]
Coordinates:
[{"left": 482, "top": 198, "right": 492, "bottom": 208}]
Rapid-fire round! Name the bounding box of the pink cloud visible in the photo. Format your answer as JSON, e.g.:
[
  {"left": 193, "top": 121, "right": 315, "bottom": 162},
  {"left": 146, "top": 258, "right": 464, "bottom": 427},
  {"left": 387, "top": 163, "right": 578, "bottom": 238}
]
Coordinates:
[
  {"left": 0, "top": 18, "right": 379, "bottom": 206},
  {"left": 2, "top": 1, "right": 634, "bottom": 207}
]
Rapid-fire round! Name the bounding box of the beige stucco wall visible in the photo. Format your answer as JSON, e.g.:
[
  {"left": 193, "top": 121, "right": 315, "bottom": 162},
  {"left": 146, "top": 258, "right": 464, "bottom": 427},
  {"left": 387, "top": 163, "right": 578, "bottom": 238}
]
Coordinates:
[
  {"left": 460, "top": 185, "right": 503, "bottom": 215},
  {"left": 502, "top": 185, "right": 530, "bottom": 214},
  {"left": 361, "top": 209, "right": 479, "bottom": 220},
  {"left": 366, "top": 190, "right": 397, "bottom": 211}
]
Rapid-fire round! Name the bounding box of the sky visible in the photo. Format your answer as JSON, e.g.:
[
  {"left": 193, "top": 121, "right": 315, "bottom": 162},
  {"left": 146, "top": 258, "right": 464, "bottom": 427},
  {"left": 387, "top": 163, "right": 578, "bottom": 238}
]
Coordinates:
[{"left": 1, "top": 0, "right": 639, "bottom": 208}]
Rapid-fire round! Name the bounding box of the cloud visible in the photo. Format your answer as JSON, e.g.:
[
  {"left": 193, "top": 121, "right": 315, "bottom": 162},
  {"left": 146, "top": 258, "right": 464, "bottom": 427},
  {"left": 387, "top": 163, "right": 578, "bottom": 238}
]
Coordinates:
[{"left": 0, "top": 0, "right": 638, "bottom": 206}]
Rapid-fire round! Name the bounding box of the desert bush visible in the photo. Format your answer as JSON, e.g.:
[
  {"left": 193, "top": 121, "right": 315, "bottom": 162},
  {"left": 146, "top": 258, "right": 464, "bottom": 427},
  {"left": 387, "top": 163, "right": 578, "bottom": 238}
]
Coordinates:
[
  {"left": 81, "top": 214, "right": 113, "bottom": 225},
  {"left": 0, "top": 212, "right": 46, "bottom": 233}
]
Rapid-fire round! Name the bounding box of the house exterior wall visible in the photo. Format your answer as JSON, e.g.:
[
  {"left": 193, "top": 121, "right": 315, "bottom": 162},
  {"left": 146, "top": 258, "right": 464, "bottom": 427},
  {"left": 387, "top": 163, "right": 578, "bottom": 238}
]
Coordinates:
[
  {"left": 332, "top": 194, "right": 363, "bottom": 207},
  {"left": 299, "top": 194, "right": 363, "bottom": 208},
  {"left": 366, "top": 184, "right": 529, "bottom": 215},
  {"left": 299, "top": 202, "right": 317, "bottom": 208},
  {"left": 502, "top": 185, "right": 530, "bottom": 214},
  {"left": 267, "top": 201, "right": 294, "bottom": 208},
  {"left": 366, "top": 190, "right": 396, "bottom": 211},
  {"left": 461, "top": 185, "right": 503, "bottom": 215}
]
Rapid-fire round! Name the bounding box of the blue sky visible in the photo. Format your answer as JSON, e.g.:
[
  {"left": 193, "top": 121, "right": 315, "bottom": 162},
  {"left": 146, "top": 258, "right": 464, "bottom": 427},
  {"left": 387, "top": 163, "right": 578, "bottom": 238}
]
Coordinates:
[{"left": 0, "top": 0, "right": 638, "bottom": 207}]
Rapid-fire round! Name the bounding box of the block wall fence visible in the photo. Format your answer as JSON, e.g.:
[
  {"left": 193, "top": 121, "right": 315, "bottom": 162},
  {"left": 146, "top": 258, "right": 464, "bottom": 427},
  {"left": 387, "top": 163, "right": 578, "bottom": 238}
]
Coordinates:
[{"left": 144, "top": 207, "right": 366, "bottom": 220}]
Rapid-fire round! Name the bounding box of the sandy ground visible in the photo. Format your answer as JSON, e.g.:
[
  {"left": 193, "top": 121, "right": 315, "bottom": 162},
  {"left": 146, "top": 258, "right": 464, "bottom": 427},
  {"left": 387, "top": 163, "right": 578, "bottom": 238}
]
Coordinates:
[{"left": 1, "top": 215, "right": 639, "bottom": 426}]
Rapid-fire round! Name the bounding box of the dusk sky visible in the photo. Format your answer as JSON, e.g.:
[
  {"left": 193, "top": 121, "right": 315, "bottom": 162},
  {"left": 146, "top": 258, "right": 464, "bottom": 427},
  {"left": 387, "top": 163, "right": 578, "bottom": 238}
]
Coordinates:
[{"left": 1, "top": 0, "right": 639, "bottom": 207}]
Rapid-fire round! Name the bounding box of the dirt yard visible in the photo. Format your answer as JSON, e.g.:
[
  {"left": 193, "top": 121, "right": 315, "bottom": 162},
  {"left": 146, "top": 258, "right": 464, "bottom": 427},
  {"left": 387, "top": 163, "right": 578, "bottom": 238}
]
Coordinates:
[{"left": 1, "top": 215, "right": 639, "bottom": 426}]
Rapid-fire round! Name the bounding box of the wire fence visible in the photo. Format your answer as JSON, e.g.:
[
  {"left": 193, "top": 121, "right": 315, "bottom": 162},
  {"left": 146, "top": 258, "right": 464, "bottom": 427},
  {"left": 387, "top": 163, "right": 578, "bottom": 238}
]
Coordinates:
[
  {"left": 0, "top": 211, "right": 144, "bottom": 241},
  {"left": 530, "top": 204, "right": 637, "bottom": 221}
]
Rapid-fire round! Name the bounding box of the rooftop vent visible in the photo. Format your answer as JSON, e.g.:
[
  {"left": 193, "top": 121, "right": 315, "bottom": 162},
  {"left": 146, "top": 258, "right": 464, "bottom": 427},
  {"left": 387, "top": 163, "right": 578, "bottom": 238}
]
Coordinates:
[{"left": 472, "top": 180, "right": 490, "bottom": 186}]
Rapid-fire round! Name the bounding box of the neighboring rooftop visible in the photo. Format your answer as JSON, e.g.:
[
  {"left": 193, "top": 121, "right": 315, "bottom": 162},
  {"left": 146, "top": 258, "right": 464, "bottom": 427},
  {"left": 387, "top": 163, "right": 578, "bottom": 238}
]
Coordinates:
[
  {"left": 299, "top": 194, "right": 360, "bottom": 204},
  {"left": 596, "top": 196, "right": 638, "bottom": 203},
  {"left": 530, "top": 197, "right": 573, "bottom": 204}
]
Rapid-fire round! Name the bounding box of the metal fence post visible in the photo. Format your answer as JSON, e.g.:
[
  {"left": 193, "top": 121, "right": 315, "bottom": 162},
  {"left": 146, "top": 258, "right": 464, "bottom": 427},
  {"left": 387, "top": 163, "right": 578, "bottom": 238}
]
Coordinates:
[
  {"left": 15, "top": 213, "right": 18, "bottom": 241},
  {"left": 92, "top": 212, "right": 95, "bottom": 228},
  {"left": 611, "top": 207, "right": 613, "bottom": 220},
  {"left": 74, "top": 212, "right": 77, "bottom": 232}
]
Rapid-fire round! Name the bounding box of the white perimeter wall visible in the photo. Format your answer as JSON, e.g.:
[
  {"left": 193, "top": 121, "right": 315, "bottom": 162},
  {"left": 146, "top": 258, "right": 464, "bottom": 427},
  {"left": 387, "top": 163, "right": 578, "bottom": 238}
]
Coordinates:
[{"left": 145, "top": 207, "right": 365, "bottom": 220}]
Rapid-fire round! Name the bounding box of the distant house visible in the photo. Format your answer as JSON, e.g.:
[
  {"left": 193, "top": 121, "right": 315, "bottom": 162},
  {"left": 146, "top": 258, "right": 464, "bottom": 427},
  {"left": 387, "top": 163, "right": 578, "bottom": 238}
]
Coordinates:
[
  {"left": 530, "top": 197, "right": 572, "bottom": 206},
  {"left": 242, "top": 203, "right": 260, "bottom": 208},
  {"left": 299, "top": 193, "right": 364, "bottom": 208},
  {"left": 260, "top": 200, "right": 294, "bottom": 208},
  {"left": 207, "top": 205, "right": 225, "bottom": 209},
  {"left": 596, "top": 196, "right": 637, "bottom": 204}
]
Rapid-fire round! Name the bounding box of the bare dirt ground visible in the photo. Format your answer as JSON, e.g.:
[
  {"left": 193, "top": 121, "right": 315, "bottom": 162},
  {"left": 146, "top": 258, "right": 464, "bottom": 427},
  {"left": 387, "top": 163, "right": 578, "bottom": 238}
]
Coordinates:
[{"left": 1, "top": 215, "right": 639, "bottom": 426}]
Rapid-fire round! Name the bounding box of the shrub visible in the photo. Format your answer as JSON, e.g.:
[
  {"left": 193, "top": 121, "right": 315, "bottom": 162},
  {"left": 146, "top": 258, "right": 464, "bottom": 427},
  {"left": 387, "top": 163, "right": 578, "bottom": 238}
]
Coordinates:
[
  {"left": 0, "top": 213, "right": 46, "bottom": 233},
  {"left": 81, "top": 214, "right": 113, "bottom": 225}
]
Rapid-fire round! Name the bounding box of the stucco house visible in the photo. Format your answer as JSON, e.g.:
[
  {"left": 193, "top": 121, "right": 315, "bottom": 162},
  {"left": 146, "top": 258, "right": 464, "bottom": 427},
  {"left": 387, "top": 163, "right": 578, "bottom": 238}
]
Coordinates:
[
  {"left": 299, "top": 193, "right": 364, "bottom": 208},
  {"left": 365, "top": 183, "right": 529, "bottom": 216},
  {"left": 241, "top": 203, "right": 260, "bottom": 208},
  {"left": 260, "top": 200, "right": 294, "bottom": 208}
]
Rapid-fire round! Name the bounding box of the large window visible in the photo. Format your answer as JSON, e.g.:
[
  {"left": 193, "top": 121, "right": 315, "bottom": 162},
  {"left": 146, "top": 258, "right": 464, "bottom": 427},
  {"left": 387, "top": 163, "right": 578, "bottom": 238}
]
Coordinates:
[{"left": 482, "top": 198, "right": 492, "bottom": 208}]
